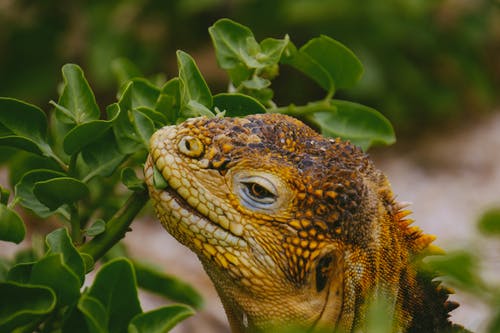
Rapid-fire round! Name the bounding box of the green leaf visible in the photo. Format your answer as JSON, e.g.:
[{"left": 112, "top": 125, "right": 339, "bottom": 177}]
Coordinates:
[
  {"left": 209, "top": 18, "right": 261, "bottom": 70},
  {"left": 177, "top": 50, "right": 213, "bottom": 116},
  {"left": 0, "top": 203, "right": 26, "bottom": 244},
  {"left": 156, "top": 78, "right": 181, "bottom": 125},
  {"left": 213, "top": 93, "right": 266, "bottom": 117},
  {"left": 49, "top": 109, "right": 73, "bottom": 160},
  {"left": 33, "top": 177, "right": 89, "bottom": 211},
  {"left": 114, "top": 81, "right": 160, "bottom": 154},
  {"left": 246, "top": 88, "right": 274, "bottom": 106},
  {"left": 426, "top": 251, "right": 482, "bottom": 292},
  {"left": 85, "top": 219, "right": 106, "bottom": 237},
  {"left": 300, "top": 35, "right": 364, "bottom": 90},
  {"left": 0, "top": 98, "right": 52, "bottom": 156},
  {"left": 208, "top": 19, "right": 289, "bottom": 86},
  {"left": 14, "top": 169, "right": 68, "bottom": 218},
  {"left": 487, "top": 309, "right": 500, "bottom": 333},
  {"left": 63, "top": 120, "right": 112, "bottom": 155},
  {"left": 81, "top": 127, "right": 126, "bottom": 180},
  {"left": 56, "top": 64, "right": 100, "bottom": 124},
  {"left": 259, "top": 36, "right": 290, "bottom": 67},
  {"left": 281, "top": 41, "right": 332, "bottom": 93},
  {"left": 135, "top": 107, "right": 167, "bottom": 127},
  {"left": 227, "top": 64, "right": 253, "bottom": 87},
  {"left": 0, "top": 258, "right": 9, "bottom": 281},
  {"left": 183, "top": 100, "right": 215, "bottom": 118},
  {"left": 77, "top": 294, "right": 108, "bottom": 333},
  {"left": 45, "top": 228, "right": 85, "bottom": 284},
  {"left": 114, "top": 89, "right": 142, "bottom": 154},
  {"left": 7, "top": 151, "right": 62, "bottom": 189},
  {"left": 241, "top": 76, "right": 271, "bottom": 90},
  {"left": 365, "top": 293, "right": 394, "bottom": 333},
  {"left": 63, "top": 108, "right": 120, "bottom": 155},
  {"left": 6, "top": 262, "right": 34, "bottom": 284},
  {"left": 128, "top": 305, "right": 194, "bottom": 333},
  {"left": 134, "top": 261, "right": 203, "bottom": 309},
  {"left": 478, "top": 208, "right": 500, "bottom": 236},
  {"left": 132, "top": 110, "right": 155, "bottom": 149},
  {"left": 61, "top": 304, "right": 90, "bottom": 333},
  {"left": 30, "top": 254, "right": 81, "bottom": 306},
  {"left": 87, "top": 258, "right": 142, "bottom": 333},
  {"left": 312, "top": 100, "right": 395, "bottom": 150},
  {"left": 13, "top": 248, "right": 38, "bottom": 265},
  {"left": 121, "top": 168, "right": 145, "bottom": 191},
  {"left": 0, "top": 186, "right": 9, "bottom": 205},
  {"left": 81, "top": 253, "right": 95, "bottom": 273},
  {"left": 0, "top": 281, "right": 56, "bottom": 332},
  {"left": 123, "top": 79, "right": 161, "bottom": 110},
  {"left": 0, "top": 146, "right": 15, "bottom": 163},
  {"left": 152, "top": 165, "right": 168, "bottom": 190}
]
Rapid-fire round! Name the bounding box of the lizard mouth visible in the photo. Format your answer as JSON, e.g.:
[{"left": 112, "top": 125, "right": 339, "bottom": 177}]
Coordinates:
[{"left": 145, "top": 155, "right": 246, "bottom": 249}]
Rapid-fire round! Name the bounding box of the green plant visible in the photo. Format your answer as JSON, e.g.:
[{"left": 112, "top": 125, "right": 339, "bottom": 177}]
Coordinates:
[{"left": 0, "top": 18, "right": 393, "bottom": 332}]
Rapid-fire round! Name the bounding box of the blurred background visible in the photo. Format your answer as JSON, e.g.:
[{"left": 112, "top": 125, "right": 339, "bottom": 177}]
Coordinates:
[
  {"left": 0, "top": 0, "right": 498, "bottom": 134},
  {"left": 1, "top": 0, "right": 499, "bottom": 332}
]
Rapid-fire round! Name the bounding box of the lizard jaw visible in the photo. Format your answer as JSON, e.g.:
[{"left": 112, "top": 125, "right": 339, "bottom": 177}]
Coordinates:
[{"left": 145, "top": 154, "right": 247, "bottom": 250}]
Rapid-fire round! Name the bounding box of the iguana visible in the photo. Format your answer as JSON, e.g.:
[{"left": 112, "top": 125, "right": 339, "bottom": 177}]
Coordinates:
[{"left": 144, "top": 113, "right": 470, "bottom": 333}]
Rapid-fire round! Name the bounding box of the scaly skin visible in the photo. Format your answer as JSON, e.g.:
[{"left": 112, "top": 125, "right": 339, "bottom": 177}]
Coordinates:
[{"left": 144, "top": 114, "right": 470, "bottom": 333}]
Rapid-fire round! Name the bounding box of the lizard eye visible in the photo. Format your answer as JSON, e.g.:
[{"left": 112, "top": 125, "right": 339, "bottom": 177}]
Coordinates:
[
  {"left": 242, "top": 181, "right": 277, "bottom": 203},
  {"left": 178, "top": 136, "right": 204, "bottom": 158},
  {"left": 233, "top": 172, "right": 287, "bottom": 211}
]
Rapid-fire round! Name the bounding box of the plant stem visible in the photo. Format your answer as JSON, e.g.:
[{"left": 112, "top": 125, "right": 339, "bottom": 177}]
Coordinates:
[
  {"left": 78, "top": 189, "right": 149, "bottom": 261},
  {"left": 70, "top": 204, "right": 82, "bottom": 244},
  {"left": 68, "top": 153, "right": 78, "bottom": 177},
  {"left": 48, "top": 152, "right": 69, "bottom": 173}
]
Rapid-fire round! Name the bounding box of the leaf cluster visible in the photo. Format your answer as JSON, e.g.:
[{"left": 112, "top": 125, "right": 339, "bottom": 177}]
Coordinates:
[
  {"left": 0, "top": 18, "right": 393, "bottom": 332},
  {"left": 0, "top": 62, "right": 201, "bottom": 332}
]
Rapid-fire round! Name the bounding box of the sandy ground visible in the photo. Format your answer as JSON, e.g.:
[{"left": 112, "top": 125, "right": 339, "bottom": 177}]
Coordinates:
[{"left": 1, "top": 112, "right": 499, "bottom": 332}]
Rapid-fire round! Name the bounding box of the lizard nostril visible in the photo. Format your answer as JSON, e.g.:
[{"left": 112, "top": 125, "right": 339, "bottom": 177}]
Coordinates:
[{"left": 178, "top": 136, "right": 204, "bottom": 158}]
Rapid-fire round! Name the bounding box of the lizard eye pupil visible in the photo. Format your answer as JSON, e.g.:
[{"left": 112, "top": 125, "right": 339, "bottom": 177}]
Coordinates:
[{"left": 245, "top": 182, "right": 275, "bottom": 200}]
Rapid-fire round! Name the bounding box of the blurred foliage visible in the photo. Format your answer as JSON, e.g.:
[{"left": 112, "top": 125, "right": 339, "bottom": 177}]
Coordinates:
[
  {"left": 0, "top": 0, "right": 498, "bottom": 136},
  {"left": 426, "top": 207, "right": 500, "bottom": 333}
]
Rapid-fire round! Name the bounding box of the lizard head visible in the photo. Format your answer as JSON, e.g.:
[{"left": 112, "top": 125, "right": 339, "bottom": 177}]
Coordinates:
[{"left": 145, "top": 114, "right": 389, "bottom": 332}]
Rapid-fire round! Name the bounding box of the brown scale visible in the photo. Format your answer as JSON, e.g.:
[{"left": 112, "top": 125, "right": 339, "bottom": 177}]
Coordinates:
[
  {"left": 283, "top": 217, "right": 331, "bottom": 284},
  {"left": 282, "top": 179, "right": 368, "bottom": 283}
]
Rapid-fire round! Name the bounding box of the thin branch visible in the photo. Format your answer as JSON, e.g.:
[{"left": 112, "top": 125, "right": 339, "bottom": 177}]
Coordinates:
[{"left": 78, "top": 189, "right": 149, "bottom": 261}]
